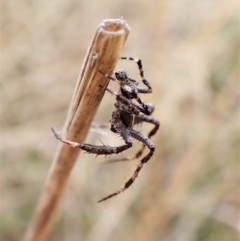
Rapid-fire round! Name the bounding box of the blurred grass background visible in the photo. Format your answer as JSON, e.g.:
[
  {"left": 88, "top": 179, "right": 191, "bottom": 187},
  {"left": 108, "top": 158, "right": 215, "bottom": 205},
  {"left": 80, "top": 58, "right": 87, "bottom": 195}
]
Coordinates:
[{"left": 0, "top": 0, "right": 239, "bottom": 241}]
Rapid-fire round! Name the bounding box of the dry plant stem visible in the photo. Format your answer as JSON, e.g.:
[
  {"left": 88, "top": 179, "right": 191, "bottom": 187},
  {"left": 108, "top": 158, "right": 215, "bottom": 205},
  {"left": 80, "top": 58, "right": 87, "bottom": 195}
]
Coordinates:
[{"left": 25, "top": 18, "right": 130, "bottom": 241}]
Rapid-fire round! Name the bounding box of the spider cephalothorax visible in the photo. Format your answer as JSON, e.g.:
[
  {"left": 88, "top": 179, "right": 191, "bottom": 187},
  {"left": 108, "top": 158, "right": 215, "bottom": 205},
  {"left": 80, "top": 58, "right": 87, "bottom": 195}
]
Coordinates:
[{"left": 52, "top": 56, "right": 160, "bottom": 202}]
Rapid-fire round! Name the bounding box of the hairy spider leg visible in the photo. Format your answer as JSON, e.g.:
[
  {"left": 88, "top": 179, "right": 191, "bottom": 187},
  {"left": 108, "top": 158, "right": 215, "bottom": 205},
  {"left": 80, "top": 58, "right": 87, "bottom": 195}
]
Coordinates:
[
  {"left": 99, "top": 70, "right": 116, "bottom": 81},
  {"left": 132, "top": 113, "right": 160, "bottom": 159},
  {"left": 105, "top": 112, "right": 160, "bottom": 164},
  {"left": 119, "top": 57, "right": 152, "bottom": 93},
  {"left": 105, "top": 87, "right": 150, "bottom": 116},
  {"left": 51, "top": 121, "right": 132, "bottom": 156},
  {"left": 98, "top": 128, "right": 155, "bottom": 202}
]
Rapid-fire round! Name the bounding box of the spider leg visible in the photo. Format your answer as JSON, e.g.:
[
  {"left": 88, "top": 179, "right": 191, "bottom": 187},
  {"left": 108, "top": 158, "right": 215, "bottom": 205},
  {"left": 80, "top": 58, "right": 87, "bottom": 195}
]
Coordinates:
[
  {"left": 114, "top": 102, "right": 139, "bottom": 116},
  {"left": 98, "top": 128, "right": 155, "bottom": 202},
  {"left": 132, "top": 113, "right": 160, "bottom": 160},
  {"left": 135, "top": 113, "right": 160, "bottom": 140},
  {"left": 51, "top": 119, "right": 132, "bottom": 155},
  {"left": 99, "top": 71, "right": 116, "bottom": 82},
  {"left": 105, "top": 113, "right": 159, "bottom": 164},
  {"left": 106, "top": 87, "right": 149, "bottom": 115},
  {"left": 120, "top": 56, "right": 152, "bottom": 93}
]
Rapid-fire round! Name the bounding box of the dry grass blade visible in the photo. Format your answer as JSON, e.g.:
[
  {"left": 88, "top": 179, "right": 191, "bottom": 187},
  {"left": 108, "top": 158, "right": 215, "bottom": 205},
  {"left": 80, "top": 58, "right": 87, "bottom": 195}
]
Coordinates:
[{"left": 25, "top": 18, "right": 130, "bottom": 241}]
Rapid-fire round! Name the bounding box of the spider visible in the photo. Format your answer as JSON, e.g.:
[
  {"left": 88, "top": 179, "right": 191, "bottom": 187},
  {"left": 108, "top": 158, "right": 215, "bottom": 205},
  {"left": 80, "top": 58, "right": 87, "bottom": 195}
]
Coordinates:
[{"left": 51, "top": 57, "right": 160, "bottom": 202}]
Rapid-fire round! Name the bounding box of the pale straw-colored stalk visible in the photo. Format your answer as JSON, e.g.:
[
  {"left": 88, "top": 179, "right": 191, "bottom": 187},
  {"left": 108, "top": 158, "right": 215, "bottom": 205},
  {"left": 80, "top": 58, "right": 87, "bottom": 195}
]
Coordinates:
[{"left": 25, "top": 18, "right": 130, "bottom": 241}]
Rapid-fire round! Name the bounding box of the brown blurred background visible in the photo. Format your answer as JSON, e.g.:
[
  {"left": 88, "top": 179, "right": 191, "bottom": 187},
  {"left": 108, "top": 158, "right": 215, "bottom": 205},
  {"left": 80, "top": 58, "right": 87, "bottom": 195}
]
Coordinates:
[{"left": 1, "top": 0, "right": 239, "bottom": 241}]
